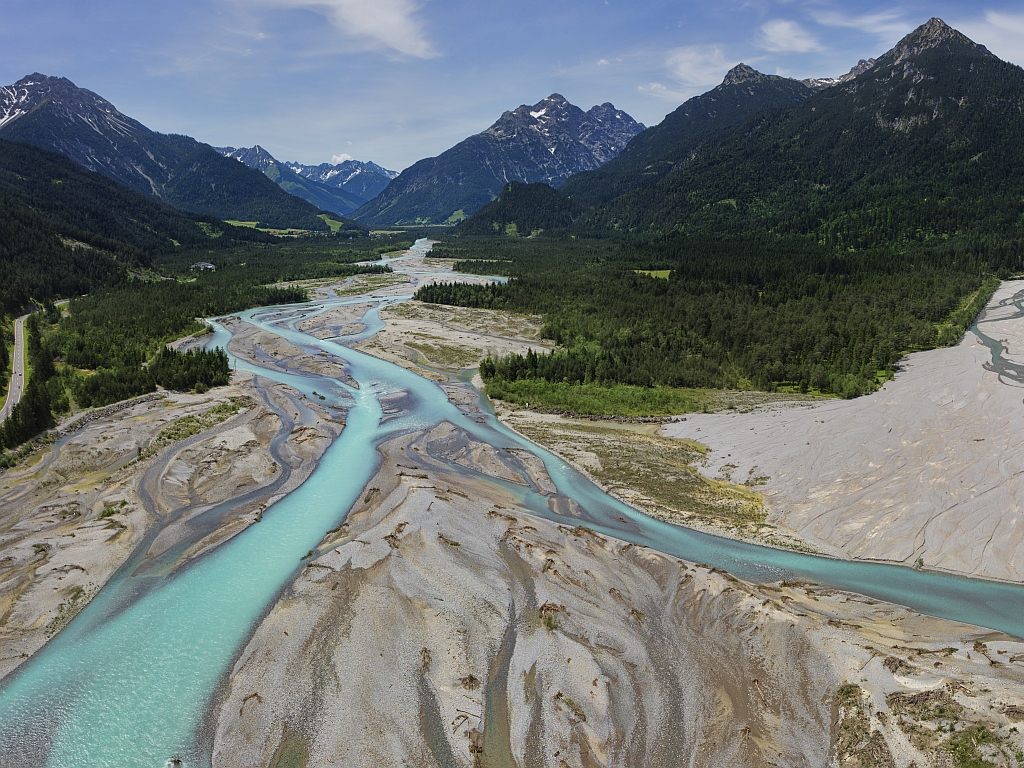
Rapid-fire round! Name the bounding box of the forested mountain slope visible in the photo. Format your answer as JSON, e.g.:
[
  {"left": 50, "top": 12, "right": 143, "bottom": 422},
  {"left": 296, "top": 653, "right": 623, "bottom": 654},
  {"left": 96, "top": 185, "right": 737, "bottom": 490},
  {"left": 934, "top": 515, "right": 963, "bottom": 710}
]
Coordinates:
[
  {"left": 559, "top": 65, "right": 814, "bottom": 208},
  {"left": 419, "top": 20, "right": 1024, "bottom": 406},
  {"left": 0, "top": 74, "right": 334, "bottom": 229},
  {"left": 0, "top": 139, "right": 274, "bottom": 256},
  {"left": 602, "top": 18, "right": 1024, "bottom": 253},
  {"left": 457, "top": 182, "right": 581, "bottom": 236}
]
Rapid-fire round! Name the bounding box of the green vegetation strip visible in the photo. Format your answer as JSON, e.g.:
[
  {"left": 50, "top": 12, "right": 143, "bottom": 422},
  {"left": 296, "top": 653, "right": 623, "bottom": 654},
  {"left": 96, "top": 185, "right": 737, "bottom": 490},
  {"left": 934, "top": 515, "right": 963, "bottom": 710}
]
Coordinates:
[
  {"left": 138, "top": 399, "right": 247, "bottom": 461},
  {"left": 483, "top": 378, "right": 714, "bottom": 417}
]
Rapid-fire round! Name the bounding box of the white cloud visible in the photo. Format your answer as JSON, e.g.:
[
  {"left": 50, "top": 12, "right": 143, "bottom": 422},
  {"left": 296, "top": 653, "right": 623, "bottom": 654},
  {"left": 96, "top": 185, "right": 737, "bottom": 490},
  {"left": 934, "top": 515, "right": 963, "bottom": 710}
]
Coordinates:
[
  {"left": 637, "top": 82, "right": 689, "bottom": 101},
  {"left": 758, "top": 20, "right": 821, "bottom": 53},
  {"left": 665, "top": 45, "right": 739, "bottom": 89},
  {"left": 956, "top": 11, "right": 1024, "bottom": 66},
  {"left": 597, "top": 58, "right": 610, "bottom": 66},
  {"left": 240, "top": 0, "right": 435, "bottom": 58},
  {"left": 331, "top": 152, "right": 353, "bottom": 162},
  {"left": 810, "top": 9, "right": 910, "bottom": 40}
]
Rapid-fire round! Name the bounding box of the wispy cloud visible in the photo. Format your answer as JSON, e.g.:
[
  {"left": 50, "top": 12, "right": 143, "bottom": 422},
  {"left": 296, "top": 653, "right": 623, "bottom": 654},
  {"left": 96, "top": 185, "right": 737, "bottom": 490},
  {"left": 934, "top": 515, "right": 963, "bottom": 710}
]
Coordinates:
[
  {"left": 637, "top": 82, "right": 689, "bottom": 101},
  {"left": 758, "top": 20, "right": 820, "bottom": 53},
  {"left": 665, "top": 44, "right": 738, "bottom": 89},
  {"left": 956, "top": 10, "right": 1024, "bottom": 66},
  {"left": 241, "top": 0, "right": 435, "bottom": 58},
  {"left": 810, "top": 8, "right": 910, "bottom": 40}
]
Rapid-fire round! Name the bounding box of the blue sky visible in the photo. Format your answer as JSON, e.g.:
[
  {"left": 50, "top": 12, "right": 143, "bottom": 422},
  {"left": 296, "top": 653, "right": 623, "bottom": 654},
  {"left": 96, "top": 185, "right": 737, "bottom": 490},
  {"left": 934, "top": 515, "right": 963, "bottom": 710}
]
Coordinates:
[{"left": 2, "top": 1, "right": 1022, "bottom": 171}]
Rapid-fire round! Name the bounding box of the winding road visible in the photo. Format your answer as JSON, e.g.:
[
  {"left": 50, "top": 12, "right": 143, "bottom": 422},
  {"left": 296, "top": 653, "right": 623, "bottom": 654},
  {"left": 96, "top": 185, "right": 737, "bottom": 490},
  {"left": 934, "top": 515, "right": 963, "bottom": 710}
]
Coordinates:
[{"left": 0, "top": 314, "right": 27, "bottom": 424}]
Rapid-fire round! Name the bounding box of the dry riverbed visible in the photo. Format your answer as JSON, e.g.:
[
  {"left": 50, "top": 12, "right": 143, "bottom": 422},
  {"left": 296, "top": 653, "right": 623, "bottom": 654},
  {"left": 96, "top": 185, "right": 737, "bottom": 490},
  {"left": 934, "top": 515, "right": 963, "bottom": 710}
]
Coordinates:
[
  {"left": 0, "top": 364, "right": 343, "bottom": 682},
  {"left": 663, "top": 280, "right": 1024, "bottom": 582},
  {"left": 212, "top": 404, "right": 1024, "bottom": 768}
]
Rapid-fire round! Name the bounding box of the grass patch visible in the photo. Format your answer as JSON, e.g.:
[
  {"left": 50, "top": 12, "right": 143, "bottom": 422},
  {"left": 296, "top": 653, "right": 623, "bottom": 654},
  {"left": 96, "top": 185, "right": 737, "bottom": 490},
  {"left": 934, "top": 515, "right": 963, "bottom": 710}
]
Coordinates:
[
  {"left": 945, "top": 725, "right": 998, "bottom": 768},
  {"left": 317, "top": 214, "right": 345, "bottom": 233},
  {"left": 136, "top": 398, "right": 247, "bottom": 461},
  {"left": 634, "top": 269, "right": 671, "bottom": 279},
  {"left": 485, "top": 378, "right": 714, "bottom": 417},
  {"left": 406, "top": 341, "right": 481, "bottom": 369},
  {"left": 224, "top": 220, "right": 259, "bottom": 229},
  {"left": 196, "top": 222, "right": 223, "bottom": 238},
  {"left": 332, "top": 273, "right": 410, "bottom": 297}
]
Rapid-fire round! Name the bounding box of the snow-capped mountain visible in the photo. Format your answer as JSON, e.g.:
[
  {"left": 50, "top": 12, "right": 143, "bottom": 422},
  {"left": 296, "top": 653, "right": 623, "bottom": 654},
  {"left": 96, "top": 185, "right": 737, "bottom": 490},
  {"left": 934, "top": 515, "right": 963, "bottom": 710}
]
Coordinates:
[
  {"left": 215, "top": 145, "right": 372, "bottom": 215},
  {"left": 216, "top": 144, "right": 278, "bottom": 173},
  {"left": 285, "top": 160, "right": 398, "bottom": 202},
  {"left": 0, "top": 74, "right": 331, "bottom": 228},
  {"left": 353, "top": 94, "right": 643, "bottom": 225},
  {"left": 803, "top": 58, "right": 878, "bottom": 90},
  {"left": 481, "top": 94, "right": 644, "bottom": 177}
]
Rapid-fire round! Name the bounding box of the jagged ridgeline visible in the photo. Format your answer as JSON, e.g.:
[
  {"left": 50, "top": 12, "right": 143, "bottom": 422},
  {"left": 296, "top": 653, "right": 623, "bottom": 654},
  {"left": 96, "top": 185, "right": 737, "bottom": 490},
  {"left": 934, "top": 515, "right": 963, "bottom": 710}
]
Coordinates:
[
  {"left": 599, "top": 19, "right": 1024, "bottom": 242},
  {"left": 457, "top": 182, "right": 581, "bottom": 236},
  {"left": 559, "top": 64, "right": 817, "bottom": 209},
  {"left": 0, "top": 74, "right": 341, "bottom": 230},
  {"left": 354, "top": 94, "right": 643, "bottom": 226},
  {"left": 216, "top": 145, "right": 376, "bottom": 217}
]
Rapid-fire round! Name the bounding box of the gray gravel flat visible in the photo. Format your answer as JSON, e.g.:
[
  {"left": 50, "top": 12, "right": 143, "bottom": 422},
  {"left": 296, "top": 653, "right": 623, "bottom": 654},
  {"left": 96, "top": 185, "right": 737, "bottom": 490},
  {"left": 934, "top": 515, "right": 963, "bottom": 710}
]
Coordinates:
[{"left": 662, "top": 280, "right": 1024, "bottom": 581}]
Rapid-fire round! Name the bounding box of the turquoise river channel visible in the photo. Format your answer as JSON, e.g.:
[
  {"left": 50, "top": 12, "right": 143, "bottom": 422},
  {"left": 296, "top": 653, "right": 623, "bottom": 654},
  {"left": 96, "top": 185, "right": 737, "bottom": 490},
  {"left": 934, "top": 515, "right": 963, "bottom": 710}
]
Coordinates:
[{"left": 2, "top": 240, "right": 1024, "bottom": 766}]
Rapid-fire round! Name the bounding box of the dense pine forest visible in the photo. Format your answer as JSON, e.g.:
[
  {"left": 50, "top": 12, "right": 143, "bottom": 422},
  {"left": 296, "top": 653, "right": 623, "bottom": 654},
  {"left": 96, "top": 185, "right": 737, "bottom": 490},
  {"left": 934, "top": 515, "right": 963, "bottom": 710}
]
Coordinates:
[{"left": 418, "top": 235, "right": 1000, "bottom": 401}]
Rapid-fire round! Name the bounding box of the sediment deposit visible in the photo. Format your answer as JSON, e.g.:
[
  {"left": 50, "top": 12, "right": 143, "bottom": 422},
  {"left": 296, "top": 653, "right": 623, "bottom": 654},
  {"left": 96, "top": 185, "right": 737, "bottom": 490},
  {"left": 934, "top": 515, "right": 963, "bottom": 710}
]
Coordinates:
[{"left": 662, "top": 280, "right": 1024, "bottom": 581}]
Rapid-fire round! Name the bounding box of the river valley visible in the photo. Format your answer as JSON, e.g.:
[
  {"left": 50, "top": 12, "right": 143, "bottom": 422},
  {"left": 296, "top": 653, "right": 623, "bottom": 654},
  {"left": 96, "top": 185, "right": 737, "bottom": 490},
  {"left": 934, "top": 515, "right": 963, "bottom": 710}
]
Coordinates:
[{"left": 2, "top": 242, "right": 1024, "bottom": 766}]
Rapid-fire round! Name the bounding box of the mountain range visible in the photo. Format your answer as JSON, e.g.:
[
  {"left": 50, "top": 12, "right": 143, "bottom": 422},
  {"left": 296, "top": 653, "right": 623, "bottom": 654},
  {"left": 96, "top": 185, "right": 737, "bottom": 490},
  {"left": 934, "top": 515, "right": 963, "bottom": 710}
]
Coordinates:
[
  {"left": 216, "top": 145, "right": 397, "bottom": 216},
  {"left": 465, "top": 18, "right": 1024, "bottom": 251},
  {"left": 0, "top": 137, "right": 280, "bottom": 315},
  {"left": 558, "top": 64, "right": 816, "bottom": 208},
  {"left": 353, "top": 94, "right": 644, "bottom": 226},
  {"left": 0, "top": 74, "right": 336, "bottom": 230},
  {"left": 216, "top": 145, "right": 368, "bottom": 216},
  {"left": 597, "top": 17, "right": 1022, "bottom": 236},
  {"left": 284, "top": 158, "right": 397, "bottom": 202}
]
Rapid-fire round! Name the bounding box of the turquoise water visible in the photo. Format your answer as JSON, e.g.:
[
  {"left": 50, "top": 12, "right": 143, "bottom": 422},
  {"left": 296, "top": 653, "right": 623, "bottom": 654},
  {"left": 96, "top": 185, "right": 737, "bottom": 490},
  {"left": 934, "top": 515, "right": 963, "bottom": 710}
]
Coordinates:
[{"left": 1, "top": 243, "right": 1024, "bottom": 765}]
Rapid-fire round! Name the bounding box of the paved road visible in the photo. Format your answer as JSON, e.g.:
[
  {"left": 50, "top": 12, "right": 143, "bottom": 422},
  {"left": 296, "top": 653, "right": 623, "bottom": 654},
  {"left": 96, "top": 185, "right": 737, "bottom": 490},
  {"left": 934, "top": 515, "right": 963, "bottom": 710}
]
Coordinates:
[{"left": 0, "top": 315, "right": 27, "bottom": 424}]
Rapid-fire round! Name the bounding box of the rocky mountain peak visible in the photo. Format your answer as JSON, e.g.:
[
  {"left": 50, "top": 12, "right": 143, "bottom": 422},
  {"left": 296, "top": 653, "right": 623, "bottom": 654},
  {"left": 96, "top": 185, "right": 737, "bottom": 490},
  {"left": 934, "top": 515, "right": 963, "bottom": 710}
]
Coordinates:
[
  {"left": 803, "top": 58, "right": 878, "bottom": 90},
  {"left": 218, "top": 145, "right": 279, "bottom": 173},
  {"left": 355, "top": 94, "right": 643, "bottom": 224},
  {"left": 885, "top": 18, "right": 992, "bottom": 64},
  {"left": 721, "top": 64, "right": 763, "bottom": 87}
]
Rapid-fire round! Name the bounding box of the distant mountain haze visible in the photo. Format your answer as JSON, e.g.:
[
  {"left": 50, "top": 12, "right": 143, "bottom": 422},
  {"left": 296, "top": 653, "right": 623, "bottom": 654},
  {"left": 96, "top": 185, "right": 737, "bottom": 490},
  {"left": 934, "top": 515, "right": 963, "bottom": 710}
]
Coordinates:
[
  {"left": 216, "top": 145, "right": 372, "bottom": 216},
  {"left": 352, "top": 94, "right": 644, "bottom": 226},
  {"left": 0, "top": 74, "right": 336, "bottom": 230},
  {"left": 284, "top": 159, "right": 398, "bottom": 202}
]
